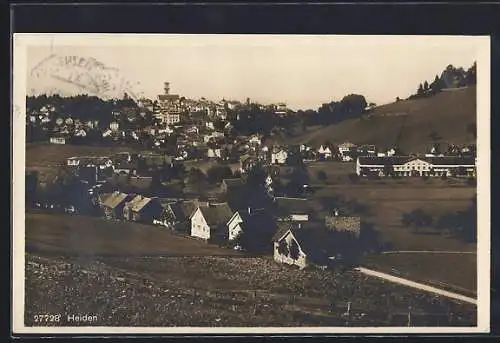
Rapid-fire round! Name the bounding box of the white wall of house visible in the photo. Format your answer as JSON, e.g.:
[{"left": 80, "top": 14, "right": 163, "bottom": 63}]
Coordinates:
[
  {"left": 190, "top": 208, "right": 211, "bottom": 240},
  {"left": 227, "top": 212, "right": 244, "bottom": 241},
  {"left": 273, "top": 232, "right": 308, "bottom": 269},
  {"left": 271, "top": 151, "right": 288, "bottom": 164}
]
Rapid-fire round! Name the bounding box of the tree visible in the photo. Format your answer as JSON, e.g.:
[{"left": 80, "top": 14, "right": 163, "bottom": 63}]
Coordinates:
[
  {"left": 383, "top": 163, "right": 394, "bottom": 177},
  {"left": 316, "top": 170, "right": 328, "bottom": 183},
  {"left": 289, "top": 239, "right": 300, "bottom": 261},
  {"left": 277, "top": 239, "right": 290, "bottom": 261},
  {"left": 423, "top": 80, "right": 429, "bottom": 91},
  {"left": 206, "top": 165, "right": 233, "bottom": 184},
  {"left": 417, "top": 83, "right": 424, "bottom": 96}
]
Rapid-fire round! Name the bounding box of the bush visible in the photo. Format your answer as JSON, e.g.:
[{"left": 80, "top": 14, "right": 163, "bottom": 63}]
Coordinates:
[
  {"left": 348, "top": 173, "right": 360, "bottom": 183},
  {"left": 316, "top": 170, "right": 328, "bottom": 182},
  {"left": 206, "top": 165, "right": 233, "bottom": 184}
]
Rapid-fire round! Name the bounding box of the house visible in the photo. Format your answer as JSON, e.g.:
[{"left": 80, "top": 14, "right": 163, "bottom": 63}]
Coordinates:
[
  {"left": 75, "top": 128, "right": 87, "bottom": 137},
  {"left": 357, "top": 144, "right": 377, "bottom": 156},
  {"left": 338, "top": 142, "right": 357, "bottom": 161},
  {"left": 240, "top": 154, "right": 258, "bottom": 173},
  {"left": 190, "top": 203, "right": 233, "bottom": 242},
  {"left": 338, "top": 142, "right": 357, "bottom": 155},
  {"left": 101, "top": 192, "right": 136, "bottom": 220},
  {"left": 226, "top": 207, "right": 276, "bottom": 251},
  {"left": 271, "top": 147, "right": 288, "bottom": 165},
  {"left": 113, "top": 161, "right": 138, "bottom": 175},
  {"left": 356, "top": 156, "right": 476, "bottom": 178},
  {"left": 155, "top": 199, "right": 202, "bottom": 232},
  {"left": 123, "top": 195, "right": 162, "bottom": 224},
  {"left": 317, "top": 145, "right": 333, "bottom": 160},
  {"left": 273, "top": 221, "right": 358, "bottom": 269},
  {"left": 220, "top": 178, "right": 245, "bottom": 193},
  {"left": 248, "top": 135, "right": 262, "bottom": 146},
  {"left": 207, "top": 147, "right": 222, "bottom": 159},
  {"left": 274, "top": 197, "right": 312, "bottom": 222},
  {"left": 49, "top": 135, "right": 67, "bottom": 145}
]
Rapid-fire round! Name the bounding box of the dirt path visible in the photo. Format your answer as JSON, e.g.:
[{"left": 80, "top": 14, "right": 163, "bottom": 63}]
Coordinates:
[
  {"left": 356, "top": 267, "right": 476, "bottom": 305},
  {"left": 382, "top": 251, "right": 476, "bottom": 254}
]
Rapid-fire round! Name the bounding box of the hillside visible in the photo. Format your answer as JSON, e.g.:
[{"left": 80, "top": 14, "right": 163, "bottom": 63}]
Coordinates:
[{"left": 288, "top": 86, "right": 476, "bottom": 153}]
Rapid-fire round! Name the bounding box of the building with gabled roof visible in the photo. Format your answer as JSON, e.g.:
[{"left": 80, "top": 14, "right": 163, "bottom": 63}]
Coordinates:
[
  {"left": 273, "top": 221, "right": 360, "bottom": 269},
  {"left": 123, "top": 195, "right": 162, "bottom": 224},
  {"left": 101, "top": 191, "right": 136, "bottom": 220},
  {"left": 356, "top": 156, "right": 476, "bottom": 178},
  {"left": 190, "top": 202, "right": 233, "bottom": 242}
]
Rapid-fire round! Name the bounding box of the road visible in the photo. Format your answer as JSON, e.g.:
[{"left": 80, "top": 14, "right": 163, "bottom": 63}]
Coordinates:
[{"left": 355, "top": 267, "right": 477, "bottom": 305}]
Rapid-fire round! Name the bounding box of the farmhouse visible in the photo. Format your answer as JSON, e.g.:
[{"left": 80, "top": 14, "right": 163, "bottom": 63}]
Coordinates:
[
  {"left": 317, "top": 145, "right": 333, "bottom": 160},
  {"left": 273, "top": 221, "right": 361, "bottom": 269},
  {"left": 155, "top": 199, "right": 202, "bottom": 232},
  {"left": 226, "top": 207, "right": 276, "bottom": 251},
  {"left": 356, "top": 156, "right": 476, "bottom": 177},
  {"left": 190, "top": 203, "right": 233, "bottom": 242},
  {"left": 271, "top": 147, "right": 288, "bottom": 165},
  {"left": 49, "top": 135, "right": 67, "bottom": 145},
  {"left": 274, "top": 197, "right": 312, "bottom": 222},
  {"left": 101, "top": 191, "right": 136, "bottom": 220},
  {"left": 338, "top": 142, "right": 357, "bottom": 156},
  {"left": 240, "top": 155, "right": 258, "bottom": 173},
  {"left": 123, "top": 195, "right": 162, "bottom": 224}
]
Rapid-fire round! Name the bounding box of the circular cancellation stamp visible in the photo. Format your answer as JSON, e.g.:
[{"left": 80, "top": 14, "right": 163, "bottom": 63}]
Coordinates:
[{"left": 30, "top": 53, "right": 142, "bottom": 101}]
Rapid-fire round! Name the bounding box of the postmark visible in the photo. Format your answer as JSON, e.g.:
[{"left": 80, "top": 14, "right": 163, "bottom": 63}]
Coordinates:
[{"left": 30, "top": 53, "right": 141, "bottom": 101}]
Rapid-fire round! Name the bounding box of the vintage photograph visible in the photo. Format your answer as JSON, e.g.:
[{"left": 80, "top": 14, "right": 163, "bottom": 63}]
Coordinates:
[{"left": 12, "top": 34, "right": 490, "bottom": 333}]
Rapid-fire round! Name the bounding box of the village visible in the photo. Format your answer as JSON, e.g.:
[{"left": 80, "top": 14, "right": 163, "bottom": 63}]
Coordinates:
[
  {"left": 26, "top": 81, "right": 478, "bottom": 270},
  {"left": 24, "top": 76, "right": 479, "bottom": 327}
]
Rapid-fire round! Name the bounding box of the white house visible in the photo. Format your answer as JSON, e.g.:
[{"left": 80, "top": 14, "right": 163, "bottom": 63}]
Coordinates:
[
  {"left": 49, "top": 135, "right": 67, "bottom": 145},
  {"left": 338, "top": 142, "right": 357, "bottom": 156},
  {"left": 271, "top": 147, "right": 288, "bottom": 165},
  {"left": 190, "top": 203, "right": 233, "bottom": 242},
  {"left": 318, "top": 145, "right": 333, "bottom": 160}
]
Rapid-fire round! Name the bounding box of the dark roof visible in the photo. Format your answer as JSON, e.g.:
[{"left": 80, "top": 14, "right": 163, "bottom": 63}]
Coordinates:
[
  {"left": 424, "top": 156, "right": 476, "bottom": 166},
  {"left": 358, "top": 156, "right": 476, "bottom": 166},
  {"left": 357, "top": 156, "right": 413, "bottom": 165},
  {"left": 170, "top": 200, "right": 199, "bottom": 222},
  {"left": 158, "top": 94, "right": 180, "bottom": 101},
  {"left": 103, "top": 192, "right": 135, "bottom": 209},
  {"left": 275, "top": 197, "right": 313, "bottom": 215},
  {"left": 199, "top": 203, "right": 233, "bottom": 227},
  {"left": 128, "top": 176, "right": 153, "bottom": 190},
  {"left": 238, "top": 209, "right": 276, "bottom": 232},
  {"left": 222, "top": 178, "right": 244, "bottom": 188},
  {"left": 277, "top": 224, "right": 358, "bottom": 262}
]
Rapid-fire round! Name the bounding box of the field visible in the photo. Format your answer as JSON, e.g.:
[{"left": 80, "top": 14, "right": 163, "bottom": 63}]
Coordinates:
[
  {"left": 288, "top": 86, "right": 476, "bottom": 153},
  {"left": 24, "top": 212, "right": 477, "bottom": 327},
  {"left": 26, "top": 143, "right": 141, "bottom": 168},
  {"left": 304, "top": 161, "right": 477, "bottom": 294},
  {"left": 26, "top": 212, "right": 243, "bottom": 257}
]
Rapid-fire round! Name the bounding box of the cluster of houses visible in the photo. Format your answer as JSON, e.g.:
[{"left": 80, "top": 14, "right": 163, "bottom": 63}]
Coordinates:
[{"left": 97, "top": 184, "right": 362, "bottom": 269}]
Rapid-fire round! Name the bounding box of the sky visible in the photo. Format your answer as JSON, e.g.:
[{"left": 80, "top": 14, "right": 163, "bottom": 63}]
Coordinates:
[{"left": 20, "top": 34, "right": 481, "bottom": 111}]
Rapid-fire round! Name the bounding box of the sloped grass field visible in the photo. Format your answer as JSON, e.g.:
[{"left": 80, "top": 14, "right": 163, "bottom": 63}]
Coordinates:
[
  {"left": 25, "top": 253, "right": 476, "bottom": 327},
  {"left": 289, "top": 86, "right": 476, "bottom": 153},
  {"left": 26, "top": 212, "right": 243, "bottom": 257}
]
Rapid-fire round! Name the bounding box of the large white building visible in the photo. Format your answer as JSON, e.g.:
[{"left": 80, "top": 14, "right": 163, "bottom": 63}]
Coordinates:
[
  {"left": 157, "top": 82, "right": 183, "bottom": 125},
  {"left": 356, "top": 156, "right": 476, "bottom": 178}
]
